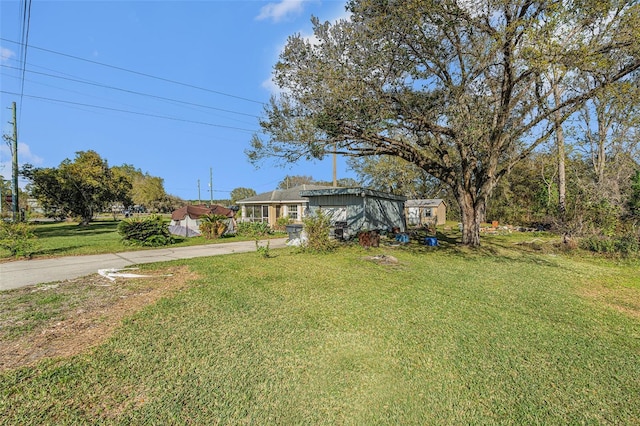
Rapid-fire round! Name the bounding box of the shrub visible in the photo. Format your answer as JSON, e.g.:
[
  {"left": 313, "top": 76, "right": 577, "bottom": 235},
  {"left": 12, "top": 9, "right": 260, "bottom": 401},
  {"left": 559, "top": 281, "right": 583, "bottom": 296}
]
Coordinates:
[
  {"left": 301, "top": 210, "right": 337, "bottom": 253},
  {"left": 614, "top": 234, "right": 640, "bottom": 255},
  {"left": 118, "top": 215, "right": 174, "bottom": 247},
  {"left": 581, "top": 235, "right": 616, "bottom": 253},
  {"left": 0, "top": 221, "right": 38, "bottom": 258},
  {"left": 237, "top": 221, "right": 271, "bottom": 238},
  {"left": 199, "top": 214, "right": 229, "bottom": 239},
  {"left": 256, "top": 239, "right": 271, "bottom": 258},
  {"left": 274, "top": 216, "right": 292, "bottom": 232},
  {"left": 580, "top": 233, "right": 639, "bottom": 256}
]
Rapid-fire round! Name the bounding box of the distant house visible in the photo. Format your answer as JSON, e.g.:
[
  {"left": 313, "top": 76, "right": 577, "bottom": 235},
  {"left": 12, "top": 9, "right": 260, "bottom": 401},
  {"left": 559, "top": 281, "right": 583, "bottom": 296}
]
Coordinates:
[
  {"left": 236, "top": 185, "right": 335, "bottom": 227},
  {"left": 405, "top": 199, "right": 447, "bottom": 226},
  {"left": 169, "top": 204, "right": 235, "bottom": 237},
  {"left": 300, "top": 187, "right": 407, "bottom": 239}
]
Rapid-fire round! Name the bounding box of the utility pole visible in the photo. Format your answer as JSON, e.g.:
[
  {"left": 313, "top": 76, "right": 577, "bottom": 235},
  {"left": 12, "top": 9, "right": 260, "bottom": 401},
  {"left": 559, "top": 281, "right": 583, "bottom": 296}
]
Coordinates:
[
  {"left": 209, "top": 167, "right": 213, "bottom": 206},
  {"left": 197, "top": 179, "right": 201, "bottom": 205},
  {"left": 11, "top": 102, "right": 19, "bottom": 222},
  {"left": 332, "top": 143, "right": 337, "bottom": 187}
]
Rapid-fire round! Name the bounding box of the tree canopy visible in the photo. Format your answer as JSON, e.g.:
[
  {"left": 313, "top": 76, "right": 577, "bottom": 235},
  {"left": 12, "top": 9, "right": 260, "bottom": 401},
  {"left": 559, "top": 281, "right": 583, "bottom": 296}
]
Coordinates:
[
  {"left": 22, "top": 151, "right": 131, "bottom": 225},
  {"left": 230, "top": 187, "right": 257, "bottom": 204},
  {"left": 249, "top": 0, "right": 639, "bottom": 245},
  {"left": 112, "top": 165, "right": 170, "bottom": 212}
]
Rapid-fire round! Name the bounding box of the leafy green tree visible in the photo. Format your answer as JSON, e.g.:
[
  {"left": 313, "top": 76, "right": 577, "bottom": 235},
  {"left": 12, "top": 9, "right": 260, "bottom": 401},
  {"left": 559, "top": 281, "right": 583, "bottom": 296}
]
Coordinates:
[
  {"left": 277, "top": 175, "right": 315, "bottom": 189},
  {"left": 0, "top": 177, "right": 14, "bottom": 218},
  {"left": 22, "top": 151, "right": 131, "bottom": 225},
  {"left": 136, "top": 176, "right": 167, "bottom": 212},
  {"left": 230, "top": 187, "right": 257, "bottom": 204},
  {"left": 277, "top": 175, "right": 359, "bottom": 189},
  {"left": 111, "top": 164, "right": 168, "bottom": 211},
  {"left": 348, "top": 156, "right": 443, "bottom": 198},
  {"left": 249, "top": 0, "right": 639, "bottom": 246},
  {"left": 628, "top": 170, "right": 640, "bottom": 221},
  {"left": 305, "top": 177, "right": 361, "bottom": 187}
]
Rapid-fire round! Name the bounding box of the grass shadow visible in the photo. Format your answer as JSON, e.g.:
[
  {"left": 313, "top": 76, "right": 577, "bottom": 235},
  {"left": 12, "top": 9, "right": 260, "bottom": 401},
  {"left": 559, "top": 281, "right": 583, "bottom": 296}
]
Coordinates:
[
  {"left": 34, "top": 245, "right": 84, "bottom": 256},
  {"left": 33, "top": 221, "right": 120, "bottom": 238}
]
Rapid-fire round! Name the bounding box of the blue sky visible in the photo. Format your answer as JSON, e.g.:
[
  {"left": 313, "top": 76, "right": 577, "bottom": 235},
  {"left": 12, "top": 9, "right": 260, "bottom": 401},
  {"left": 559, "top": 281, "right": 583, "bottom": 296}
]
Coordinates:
[{"left": 0, "top": 0, "right": 353, "bottom": 200}]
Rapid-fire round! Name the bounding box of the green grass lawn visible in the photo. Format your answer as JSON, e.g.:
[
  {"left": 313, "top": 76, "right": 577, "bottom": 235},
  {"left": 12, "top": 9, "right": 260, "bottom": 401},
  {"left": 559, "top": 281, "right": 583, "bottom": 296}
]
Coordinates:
[
  {"left": 0, "top": 219, "right": 276, "bottom": 259},
  {"left": 1, "top": 240, "right": 639, "bottom": 424}
]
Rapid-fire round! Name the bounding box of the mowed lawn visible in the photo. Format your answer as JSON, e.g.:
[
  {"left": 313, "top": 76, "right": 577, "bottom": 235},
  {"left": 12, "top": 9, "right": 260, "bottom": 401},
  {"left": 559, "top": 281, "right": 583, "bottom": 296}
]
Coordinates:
[
  {"left": 1, "top": 241, "right": 639, "bottom": 424},
  {"left": 0, "top": 219, "right": 260, "bottom": 259}
]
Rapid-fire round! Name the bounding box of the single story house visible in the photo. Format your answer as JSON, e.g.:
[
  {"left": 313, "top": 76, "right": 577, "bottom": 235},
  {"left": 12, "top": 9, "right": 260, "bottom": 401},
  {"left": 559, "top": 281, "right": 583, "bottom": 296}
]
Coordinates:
[
  {"left": 236, "top": 185, "right": 335, "bottom": 227},
  {"left": 405, "top": 199, "right": 447, "bottom": 226},
  {"left": 169, "top": 204, "right": 235, "bottom": 237},
  {"left": 300, "top": 187, "right": 407, "bottom": 240}
]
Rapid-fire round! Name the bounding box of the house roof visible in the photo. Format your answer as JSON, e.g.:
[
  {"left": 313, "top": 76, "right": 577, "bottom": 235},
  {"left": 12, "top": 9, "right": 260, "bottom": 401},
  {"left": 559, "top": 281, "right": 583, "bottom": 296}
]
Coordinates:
[
  {"left": 171, "top": 204, "right": 235, "bottom": 220},
  {"left": 236, "top": 185, "right": 337, "bottom": 204},
  {"left": 300, "top": 187, "right": 407, "bottom": 202},
  {"left": 405, "top": 199, "right": 446, "bottom": 208}
]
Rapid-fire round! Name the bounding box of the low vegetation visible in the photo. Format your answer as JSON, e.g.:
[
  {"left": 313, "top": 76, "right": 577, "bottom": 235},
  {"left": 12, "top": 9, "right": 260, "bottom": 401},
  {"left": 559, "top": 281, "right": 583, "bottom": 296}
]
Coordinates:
[
  {"left": 1, "top": 232, "right": 638, "bottom": 424},
  {"left": 301, "top": 210, "right": 338, "bottom": 253},
  {"left": 117, "top": 215, "right": 174, "bottom": 247},
  {"left": 198, "top": 214, "right": 230, "bottom": 239},
  {"left": 0, "top": 221, "right": 38, "bottom": 258}
]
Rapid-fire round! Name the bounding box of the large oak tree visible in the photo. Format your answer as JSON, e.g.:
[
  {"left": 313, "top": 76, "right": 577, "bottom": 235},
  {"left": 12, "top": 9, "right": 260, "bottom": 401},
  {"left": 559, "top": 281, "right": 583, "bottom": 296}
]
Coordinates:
[{"left": 249, "top": 0, "right": 639, "bottom": 245}]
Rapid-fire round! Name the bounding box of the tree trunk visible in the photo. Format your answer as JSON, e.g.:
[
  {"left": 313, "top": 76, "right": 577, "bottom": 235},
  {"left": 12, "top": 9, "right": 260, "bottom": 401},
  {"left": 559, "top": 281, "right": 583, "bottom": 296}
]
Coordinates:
[
  {"left": 457, "top": 192, "right": 485, "bottom": 246},
  {"left": 79, "top": 206, "right": 93, "bottom": 226},
  {"left": 553, "top": 82, "right": 567, "bottom": 221}
]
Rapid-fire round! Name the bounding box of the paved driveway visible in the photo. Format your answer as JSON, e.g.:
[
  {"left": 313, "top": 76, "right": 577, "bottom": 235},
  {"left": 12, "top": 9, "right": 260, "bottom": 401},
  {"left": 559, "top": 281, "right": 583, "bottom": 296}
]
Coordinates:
[{"left": 0, "top": 238, "right": 288, "bottom": 291}]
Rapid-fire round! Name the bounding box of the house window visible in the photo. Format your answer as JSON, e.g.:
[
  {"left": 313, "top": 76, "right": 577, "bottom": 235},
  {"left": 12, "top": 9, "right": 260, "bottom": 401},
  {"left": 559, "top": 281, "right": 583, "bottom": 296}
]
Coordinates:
[
  {"left": 246, "top": 205, "right": 269, "bottom": 222},
  {"left": 287, "top": 204, "right": 298, "bottom": 220}
]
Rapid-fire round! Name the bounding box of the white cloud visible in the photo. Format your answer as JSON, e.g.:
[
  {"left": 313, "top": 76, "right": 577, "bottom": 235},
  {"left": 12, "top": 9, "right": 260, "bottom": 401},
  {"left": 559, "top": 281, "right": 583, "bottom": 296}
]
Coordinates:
[
  {"left": 0, "top": 142, "right": 43, "bottom": 188},
  {"left": 0, "top": 142, "right": 43, "bottom": 168},
  {"left": 18, "top": 143, "right": 43, "bottom": 165},
  {"left": 256, "top": 0, "right": 307, "bottom": 23},
  {"left": 261, "top": 76, "right": 281, "bottom": 94},
  {"left": 0, "top": 47, "right": 16, "bottom": 64}
]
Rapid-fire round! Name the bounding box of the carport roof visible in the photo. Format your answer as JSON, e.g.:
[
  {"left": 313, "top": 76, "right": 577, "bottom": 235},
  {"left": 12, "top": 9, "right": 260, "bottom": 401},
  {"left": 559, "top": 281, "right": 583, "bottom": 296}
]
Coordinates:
[{"left": 300, "top": 187, "right": 407, "bottom": 201}]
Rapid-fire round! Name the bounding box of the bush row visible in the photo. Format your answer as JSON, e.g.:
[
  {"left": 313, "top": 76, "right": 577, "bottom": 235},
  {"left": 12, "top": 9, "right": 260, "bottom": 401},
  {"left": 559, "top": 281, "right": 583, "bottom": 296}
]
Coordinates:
[{"left": 580, "top": 233, "right": 639, "bottom": 255}]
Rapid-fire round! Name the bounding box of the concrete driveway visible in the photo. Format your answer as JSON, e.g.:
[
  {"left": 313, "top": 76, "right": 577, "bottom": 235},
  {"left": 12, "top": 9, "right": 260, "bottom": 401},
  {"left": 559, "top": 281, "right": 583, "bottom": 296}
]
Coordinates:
[{"left": 0, "top": 238, "right": 288, "bottom": 291}]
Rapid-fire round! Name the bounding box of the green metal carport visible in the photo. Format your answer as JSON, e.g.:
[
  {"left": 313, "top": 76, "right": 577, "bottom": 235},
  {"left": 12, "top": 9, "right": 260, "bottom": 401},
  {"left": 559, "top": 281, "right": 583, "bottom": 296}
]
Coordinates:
[{"left": 299, "top": 187, "right": 407, "bottom": 240}]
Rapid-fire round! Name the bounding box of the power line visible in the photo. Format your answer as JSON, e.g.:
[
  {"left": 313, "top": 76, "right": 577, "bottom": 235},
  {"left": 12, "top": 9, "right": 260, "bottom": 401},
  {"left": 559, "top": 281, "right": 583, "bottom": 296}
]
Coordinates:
[
  {"left": 17, "top": 0, "right": 32, "bottom": 109},
  {"left": 1, "top": 37, "right": 266, "bottom": 105},
  {"left": 1, "top": 63, "right": 261, "bottom": 119},
  {"left": 0, "top": 90, "right": 260, "bottom": 133}
]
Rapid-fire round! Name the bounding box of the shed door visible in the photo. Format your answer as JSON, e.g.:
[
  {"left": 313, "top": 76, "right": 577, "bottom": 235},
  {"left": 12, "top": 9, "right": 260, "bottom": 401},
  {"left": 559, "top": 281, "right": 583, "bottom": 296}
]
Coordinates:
[{"left": 407, "top": 207, "right": 420, "bottom": 226}]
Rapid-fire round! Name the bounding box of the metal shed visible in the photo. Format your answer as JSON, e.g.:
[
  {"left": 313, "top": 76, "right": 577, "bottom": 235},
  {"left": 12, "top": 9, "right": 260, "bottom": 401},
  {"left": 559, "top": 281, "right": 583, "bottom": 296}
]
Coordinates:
[{"left": 299, "top": 188, "right": 407, "bottom": 240}]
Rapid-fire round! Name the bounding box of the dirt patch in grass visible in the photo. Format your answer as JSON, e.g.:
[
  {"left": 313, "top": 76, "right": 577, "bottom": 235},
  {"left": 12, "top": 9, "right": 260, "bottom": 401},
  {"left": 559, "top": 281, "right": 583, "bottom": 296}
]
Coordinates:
[
  {"left": 0, "top": 265, "right": 197, "bottom": 371},
  {"left": 365, "top": 254, "right": 401, "bottom": 265}
]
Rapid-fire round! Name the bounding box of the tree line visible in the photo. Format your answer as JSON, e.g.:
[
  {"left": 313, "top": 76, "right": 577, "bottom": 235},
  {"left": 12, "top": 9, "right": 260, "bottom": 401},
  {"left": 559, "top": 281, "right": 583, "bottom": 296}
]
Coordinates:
[{"left": 20, "top": 150, "right": 183, "bottom": 225}]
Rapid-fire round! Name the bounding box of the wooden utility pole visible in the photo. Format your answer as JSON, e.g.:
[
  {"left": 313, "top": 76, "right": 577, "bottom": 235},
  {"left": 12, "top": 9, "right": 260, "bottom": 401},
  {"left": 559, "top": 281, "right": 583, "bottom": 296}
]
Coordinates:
[
  {"left": 11, "top": 102, "right": 19, "bottom": 222},
  {"left": 197, "top": 179, "right": 201, "bottom": 205},
  {"left": 332, "top": 144, "right": 337, "bottom": 187},
  {"left": 209, "top": 167, "right": 213, "bottom": 206}
]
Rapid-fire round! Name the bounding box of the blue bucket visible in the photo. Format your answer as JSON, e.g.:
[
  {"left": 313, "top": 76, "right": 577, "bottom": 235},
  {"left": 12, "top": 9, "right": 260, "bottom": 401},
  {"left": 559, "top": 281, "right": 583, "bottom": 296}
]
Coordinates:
[
  {"left": 424, "top": 237, "right": 438, "bottom": 246},
  {"left": 395, "top": 233, "right": 409, "bottom": 243}
]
